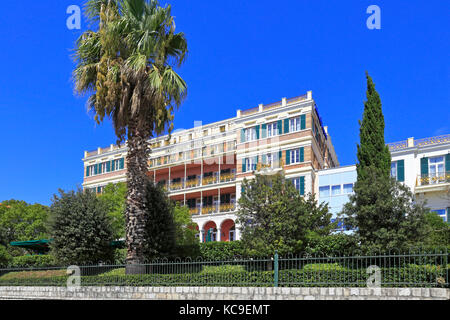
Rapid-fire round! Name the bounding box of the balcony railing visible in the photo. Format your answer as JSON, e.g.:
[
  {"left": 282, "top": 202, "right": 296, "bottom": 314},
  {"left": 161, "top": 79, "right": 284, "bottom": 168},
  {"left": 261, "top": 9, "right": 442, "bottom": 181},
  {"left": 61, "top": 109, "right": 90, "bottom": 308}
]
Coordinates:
[
  {"left": 417, "top": 172, "right": 450, "bottom": 186},
  {"left": 190, "top": 203, "right": 236, "bottom": 216},
  {"left": 167, "top": 172, "right": 236, "bottom": 192}
]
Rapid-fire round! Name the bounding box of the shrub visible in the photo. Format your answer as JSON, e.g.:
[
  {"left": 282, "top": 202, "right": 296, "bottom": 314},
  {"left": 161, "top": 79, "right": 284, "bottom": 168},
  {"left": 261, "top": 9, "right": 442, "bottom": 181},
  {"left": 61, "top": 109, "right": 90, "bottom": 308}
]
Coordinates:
[
  {"left": 48, "top": 188, "right": 114, "bottom": 265},
  {"left": 199, "top": 241, "right": 246, "bottom": 260},
  {"left": 0, "top": 245, "right": 12, "bottom": 267},
  {"left": 9, "top": 255, "right": 58, "bottom": 268}
]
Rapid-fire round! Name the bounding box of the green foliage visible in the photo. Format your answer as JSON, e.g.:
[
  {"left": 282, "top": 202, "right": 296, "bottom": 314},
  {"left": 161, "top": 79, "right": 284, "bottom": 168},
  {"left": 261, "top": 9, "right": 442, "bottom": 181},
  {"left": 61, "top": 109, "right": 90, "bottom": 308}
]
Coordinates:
[
  {"left": 0, "top": 200, "right": 50, "bottom": 253},
  {"left": 98, "top": 183, "right": 127, "bottom": 239},
  {"left": 48, "top": 188, "right": 114, "bottom": 265},
  {"left": 356, "top": 72, "right": 391, "bottom": 182},
  {"left": 198, "top": 241, "right": 245, "bottom": 260},
  {"left": 237, "top": 173, "right": 335, "bottom": 256},
  {"left": 1, "top": 264, "right": 447, "bottom": 288},
  {"left": 423, "top": 211, "right": 450, "bottom": 246},
  {"left": 201, "top": 265, "right": 246, "bottom": 274},
  {"left": 304, "top": 233, "right": 359, "bottom": 256},
  {"left": 340, "top": 168, "right": 428, "bottom": 252},
  {"left": 0, "top": 245, "right": 12, "bottom": 267},
  {"left": 9, "top": 255, "right": 58, "bottom": 268},
  {"left": 143, "top": 181, "right": 176, "bottom": 259},
  {"left": 173, "top": 204, "right": 198, "bottom": 247}
]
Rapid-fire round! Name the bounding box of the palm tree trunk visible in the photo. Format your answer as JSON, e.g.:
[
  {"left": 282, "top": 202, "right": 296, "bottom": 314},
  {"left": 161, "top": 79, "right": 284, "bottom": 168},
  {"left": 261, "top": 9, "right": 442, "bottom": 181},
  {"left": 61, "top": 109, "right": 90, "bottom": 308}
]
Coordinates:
[{"left": 125, "top": 118, "right": 150, "bottom": 274}]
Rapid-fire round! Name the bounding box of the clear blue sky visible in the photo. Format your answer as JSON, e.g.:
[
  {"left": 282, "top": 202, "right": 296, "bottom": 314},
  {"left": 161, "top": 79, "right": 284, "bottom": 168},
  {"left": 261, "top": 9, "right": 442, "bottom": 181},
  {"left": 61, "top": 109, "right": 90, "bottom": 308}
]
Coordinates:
[{"left": 0, "top": 0, "right": 448, "bottom": 206}]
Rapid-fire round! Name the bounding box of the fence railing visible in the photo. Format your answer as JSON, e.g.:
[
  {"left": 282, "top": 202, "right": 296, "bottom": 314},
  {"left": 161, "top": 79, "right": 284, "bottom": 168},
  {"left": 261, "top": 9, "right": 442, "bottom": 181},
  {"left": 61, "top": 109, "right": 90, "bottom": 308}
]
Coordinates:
[{"left": 0, "top": 249, "right": 448, "bottom": 288}]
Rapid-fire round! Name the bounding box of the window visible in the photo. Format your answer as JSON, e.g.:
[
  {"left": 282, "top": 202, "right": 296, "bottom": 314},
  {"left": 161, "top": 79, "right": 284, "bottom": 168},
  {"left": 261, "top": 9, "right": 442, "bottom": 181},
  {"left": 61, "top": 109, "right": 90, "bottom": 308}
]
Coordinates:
[
  {"left": 220, "top": 125, "right": 226, "bottom": 133},
  {"left": 331, "top": 185, "right": 341, "bottom": 196},
  {"left": 432, "top": 209, "right": 447, "bottom": 222},
  {"left": 429, "top": 156, "right": 445, "bottom": 183},
  {"left": 244, "top": 127, "right": 257, "bottom": 142},
  {"left": 319, "top": 186, "right": 330, "bottom": 197},
  {"left": 267, "top": 122, "right": 278, "bottom": 137},
  {"left": 343, "top": 183, "right": 353, "bottom": 194},
  {"left": 290, "top": 149, "right": 300, "bottom": 164},
  {"left": 391, "top": 162, "right": 397, "bottom": 179},
  {"left": 290, "top": 116, "right": 301, "bottom": 132},
  {"left": 292, "top": 177, "right": 305, "bottom": 195},
  {"left": 244, "top": 157, "right": 257, "bottom": 172}
]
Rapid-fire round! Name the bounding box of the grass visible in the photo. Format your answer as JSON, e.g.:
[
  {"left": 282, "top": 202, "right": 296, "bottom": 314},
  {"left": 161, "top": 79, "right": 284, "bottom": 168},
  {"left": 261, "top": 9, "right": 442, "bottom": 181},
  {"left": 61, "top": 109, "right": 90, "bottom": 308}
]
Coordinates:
[{"left": 0, "top": 269, "right": 66, "bottom": 280}]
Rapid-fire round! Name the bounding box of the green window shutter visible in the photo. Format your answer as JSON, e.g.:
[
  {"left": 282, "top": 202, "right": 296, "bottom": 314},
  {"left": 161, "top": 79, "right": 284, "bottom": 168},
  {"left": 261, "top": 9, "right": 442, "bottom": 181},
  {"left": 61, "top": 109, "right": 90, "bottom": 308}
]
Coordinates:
[
  {"left": 242, "top": 159, "right": 247, "bottom": 173},
  {"left": 300, "top": 147, "right": 304, "bottom": 163},
  {"left": 278, "top": 151, "right": 282, "bottom": 166},
  {"left": 255, "top": 125, "right": 260, "bottom": 140},
  {"left": 277, "top": 120, "right": 282, "bottom": 135},
  {"left": 397, "top": 159, "right": 405, "bottom": 182},
  {"left": 284, "top": 119, "right": 290, "bottom": 134},
  {"left": 286, "top": 150, "right": 291, "bottom": 165},
  {"left": 111, "top": 160, "right": 115, "bottom": 171},
  {"left": 300, "top": 114, "right": 306, "bottom": 130},
  {"left": 420, "top": 157, "right": 429, "bottom": 176},
  {"left": 262, "top": 154, "right": 267, "bottom": 164},
  {"left": 300, "top": 176, "right": 305, "bottom": 195},
  {"left": 106, "top": 161, "right": 111, "bottom": 173},
  {"left": 241, "top": 129, "right": 245, "bottom": 143},
  {"left": 119, "top": 158, "right": 125, "bottom": 170},
  {"left": 261, "top": 124, "right": 267, "bottom": 138},
  {"left": 445, "top": 154, "right": 450, "bottom": 173},
  {"left": 85, "top": 166, "right": 90, "bottom": 177},
  {"left": 94, "top": 164, "right": 98, "bottom": 175}
]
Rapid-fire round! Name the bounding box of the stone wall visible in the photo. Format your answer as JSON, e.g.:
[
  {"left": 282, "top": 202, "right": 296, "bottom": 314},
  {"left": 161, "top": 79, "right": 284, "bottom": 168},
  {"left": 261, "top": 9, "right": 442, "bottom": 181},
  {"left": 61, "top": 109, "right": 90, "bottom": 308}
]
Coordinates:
[{"left": 0, "top": 286, "right": 448, "bottom": 300}]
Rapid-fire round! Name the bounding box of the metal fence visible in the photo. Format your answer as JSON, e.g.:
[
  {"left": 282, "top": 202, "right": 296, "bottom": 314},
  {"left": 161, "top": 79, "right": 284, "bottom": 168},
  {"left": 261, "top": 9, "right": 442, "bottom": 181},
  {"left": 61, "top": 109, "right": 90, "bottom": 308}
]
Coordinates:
[{"left": 0, "top": 249, "right": 448, "bottom": 288}]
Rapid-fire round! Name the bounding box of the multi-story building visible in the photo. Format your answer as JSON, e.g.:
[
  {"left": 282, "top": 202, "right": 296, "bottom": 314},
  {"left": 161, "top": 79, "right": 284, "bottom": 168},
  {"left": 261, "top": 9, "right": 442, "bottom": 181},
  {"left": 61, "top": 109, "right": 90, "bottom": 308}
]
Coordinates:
[
  {"left": 82, "top": 91, "right": 339, "bottom": 242},
  {"left": 317, "top": 134, "right": 450, "bottom": 223}
]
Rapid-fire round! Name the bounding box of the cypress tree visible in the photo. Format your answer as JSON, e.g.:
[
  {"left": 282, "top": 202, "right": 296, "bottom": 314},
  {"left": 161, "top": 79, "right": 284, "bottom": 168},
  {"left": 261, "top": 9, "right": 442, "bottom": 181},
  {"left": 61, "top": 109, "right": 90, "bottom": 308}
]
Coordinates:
[{"left": 356, "top": 71, "right": 391, "bottom": 181}]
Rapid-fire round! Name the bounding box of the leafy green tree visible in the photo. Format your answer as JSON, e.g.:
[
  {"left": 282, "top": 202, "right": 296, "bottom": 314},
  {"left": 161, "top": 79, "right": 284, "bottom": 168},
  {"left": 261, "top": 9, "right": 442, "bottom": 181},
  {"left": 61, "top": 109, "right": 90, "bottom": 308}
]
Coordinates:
[
  {"left": 0, "top": 245, "right": 12, "bottom": 267},
  {"left": 356, "top": 71, "right": 391, "bottom": 182},
  {"left": 98, "top": 182, "right": 127, "bottom": 239},
  {"left": 173, "top": 204, "right": 198, "bottom": 247},
  {"left": 143, "top": 180, "right": 176, "bottom": 259},
  {"left": 73, "top": 0, "right": 188, "bottom": 267},
  {"left": 237, "top": 173, "right": 335, "bottom": 256},
  {"left": 423, "top": 211, "right": 450, "bottom": 246},
  {"left": 341, "top": 167, "right": 428, "bottom": 252},
  {"left": 48, "top": 188, "right": 114, "bottom": 265},
  {"left": 0, "top": 200, "right": 49, "bottom": 253}
]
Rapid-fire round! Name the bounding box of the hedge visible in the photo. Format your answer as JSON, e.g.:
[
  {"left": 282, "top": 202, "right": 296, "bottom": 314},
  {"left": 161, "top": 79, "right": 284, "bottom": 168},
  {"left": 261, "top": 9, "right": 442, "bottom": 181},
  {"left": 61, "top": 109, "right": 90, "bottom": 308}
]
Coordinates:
[{"left": 0, "top": 264, "right": 447, "bottom": 288}]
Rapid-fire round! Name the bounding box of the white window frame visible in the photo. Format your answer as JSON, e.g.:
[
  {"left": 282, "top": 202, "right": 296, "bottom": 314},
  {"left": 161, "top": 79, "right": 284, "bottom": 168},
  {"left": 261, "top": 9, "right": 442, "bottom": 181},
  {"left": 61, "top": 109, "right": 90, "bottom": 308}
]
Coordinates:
[
  {"left": 267, "top": 122, "right": 278, "bottom": 138},
  {"left": 391, "top": 162, "right": 397, "bottom": 179},
  {"left": 429, "top": 156, "right": 445, "bottom": 183},
  {"left": 319, "top": 186, "right": 330, "bottom": 198},
  {"left": 290, "top": 116, "right": 301, "bottom": 132},
  {"left": 331, "top": 185, "right": 341, "bottom": 196},
  {"left": 290, "top": 149, "right": 300, "bottom": 164},
  {"left": 343, "top": 183, "right": 354, "bottom": 194}
]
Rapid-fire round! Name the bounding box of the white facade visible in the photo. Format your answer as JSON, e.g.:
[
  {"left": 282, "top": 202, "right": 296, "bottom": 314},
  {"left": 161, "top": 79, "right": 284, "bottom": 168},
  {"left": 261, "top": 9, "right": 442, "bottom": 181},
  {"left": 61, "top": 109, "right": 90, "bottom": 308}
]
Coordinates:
[{"left": 317, "top": 134, "right": 450, "bottom": 222}]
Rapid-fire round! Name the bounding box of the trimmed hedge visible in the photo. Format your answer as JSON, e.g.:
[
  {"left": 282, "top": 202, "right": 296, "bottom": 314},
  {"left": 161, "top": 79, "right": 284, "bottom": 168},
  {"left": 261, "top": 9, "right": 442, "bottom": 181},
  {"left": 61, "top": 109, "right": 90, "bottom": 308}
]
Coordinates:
[
  {"left": 0, "top": 264, "right": 447, "bottom": 288},
  {"left": 8, "top": 255, "right": 58, "bottom": 268}
]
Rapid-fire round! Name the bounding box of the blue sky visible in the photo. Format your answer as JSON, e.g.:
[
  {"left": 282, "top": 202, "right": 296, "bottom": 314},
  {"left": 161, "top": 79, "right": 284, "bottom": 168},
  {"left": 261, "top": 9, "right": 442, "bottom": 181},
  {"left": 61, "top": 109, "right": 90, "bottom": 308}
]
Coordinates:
[{"left": 0, "top": 0, "right": 448, "bottom": 206}]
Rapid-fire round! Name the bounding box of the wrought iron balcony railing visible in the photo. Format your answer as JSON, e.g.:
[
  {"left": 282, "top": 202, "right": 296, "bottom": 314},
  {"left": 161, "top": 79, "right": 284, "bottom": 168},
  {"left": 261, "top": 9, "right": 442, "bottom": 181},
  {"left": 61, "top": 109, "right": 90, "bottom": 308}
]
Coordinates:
[{"left": 417, "top": 172, "right": 450, "bottom": 186}]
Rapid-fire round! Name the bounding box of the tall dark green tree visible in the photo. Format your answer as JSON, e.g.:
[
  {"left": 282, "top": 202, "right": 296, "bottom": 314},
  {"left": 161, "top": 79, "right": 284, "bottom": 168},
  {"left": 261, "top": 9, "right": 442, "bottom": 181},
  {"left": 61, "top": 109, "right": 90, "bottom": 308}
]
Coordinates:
[
  {"left": 340, "top": 72, "right": 427, "bottom": 252},
  {"left": 143, "top": 179, "right": 176, "bottom": 259},
  {"left": 356, "top": 72, "right": 391, "bottom": 181}
]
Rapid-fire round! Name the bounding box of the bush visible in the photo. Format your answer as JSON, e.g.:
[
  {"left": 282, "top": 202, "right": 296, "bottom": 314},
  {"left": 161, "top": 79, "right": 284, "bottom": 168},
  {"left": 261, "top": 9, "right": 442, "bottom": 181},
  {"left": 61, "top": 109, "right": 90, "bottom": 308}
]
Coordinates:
[
  {"left": 1, "top": 264, "right": 447, "bottom": 288},
  {"left": 48, "top": 188, "right": 114, "bottom": 265},
  {"left": 9, "top": 255, "right": 58, "bottom": 268},
  {"left": 304, "top": 233, "right": 358, "bottom": 256},
  {"left": 199, "top": 241, "right": 246, "bottom": 260},
  {"left": 0, "top": 245, "right": 12, "bottom": 267}
]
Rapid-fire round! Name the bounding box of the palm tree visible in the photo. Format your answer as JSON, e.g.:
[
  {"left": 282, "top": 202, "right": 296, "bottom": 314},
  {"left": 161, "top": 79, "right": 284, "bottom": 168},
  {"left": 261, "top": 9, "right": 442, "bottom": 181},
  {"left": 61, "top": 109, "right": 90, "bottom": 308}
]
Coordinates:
[{"left": 73, "top": 0, "right": 187, "bottom": 270}]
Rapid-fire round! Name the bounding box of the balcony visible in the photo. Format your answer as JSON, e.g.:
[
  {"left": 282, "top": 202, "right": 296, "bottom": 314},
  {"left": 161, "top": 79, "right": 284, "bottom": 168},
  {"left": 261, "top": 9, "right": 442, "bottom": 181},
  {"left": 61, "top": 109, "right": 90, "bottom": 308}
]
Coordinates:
[
  {"left": 167, "top": 172, "right": 236, "bottom": 192},
  {"left": 188, "top": 203, "right": 236, "bottom": 216},
  {"left": 415, "top": 172, "right": 450, "bottom": 192}
]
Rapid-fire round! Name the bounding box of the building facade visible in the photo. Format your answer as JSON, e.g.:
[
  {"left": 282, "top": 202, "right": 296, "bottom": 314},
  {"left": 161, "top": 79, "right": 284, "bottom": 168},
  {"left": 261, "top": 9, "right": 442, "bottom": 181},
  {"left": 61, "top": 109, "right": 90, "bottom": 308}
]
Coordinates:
[
  {"left": 82, "top": 91, "right": 339, "bottom": 242},
  {"left": 317, "top": 134, "right": 450, "bottom": 222}
]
